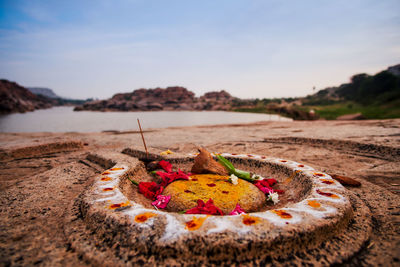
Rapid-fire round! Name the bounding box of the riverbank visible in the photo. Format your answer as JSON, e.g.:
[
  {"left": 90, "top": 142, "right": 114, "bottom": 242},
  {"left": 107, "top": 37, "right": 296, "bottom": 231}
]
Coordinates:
[{"left": 0, "top": 119, "right": 399, "bottom": 266}]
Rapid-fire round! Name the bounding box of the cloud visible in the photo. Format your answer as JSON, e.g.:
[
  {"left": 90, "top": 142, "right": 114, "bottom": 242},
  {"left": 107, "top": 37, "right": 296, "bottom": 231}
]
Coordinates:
[{"left": 0, "top": 0, "right": 399, "bottom": 99}]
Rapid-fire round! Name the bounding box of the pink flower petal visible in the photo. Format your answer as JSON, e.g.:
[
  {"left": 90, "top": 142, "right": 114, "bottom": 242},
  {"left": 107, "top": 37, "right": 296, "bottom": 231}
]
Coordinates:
[
  {"left": 229, "top": 204, "right": 246, "bottom": 215},
  {"left": 152, "top": 195, "right": 171, "bottom": 209}
]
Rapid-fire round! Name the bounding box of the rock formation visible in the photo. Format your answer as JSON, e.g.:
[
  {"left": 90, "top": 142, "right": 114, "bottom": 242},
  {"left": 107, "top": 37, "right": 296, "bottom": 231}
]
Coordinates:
[
  {"left": 197, "top": 90, "right": 235, "bottom": 110},
  {"left": 74, "top": 87, "right": 237, "bottom": 112},
  {"left": 0, "top": 79, "right": 55, "bottom": 114}
]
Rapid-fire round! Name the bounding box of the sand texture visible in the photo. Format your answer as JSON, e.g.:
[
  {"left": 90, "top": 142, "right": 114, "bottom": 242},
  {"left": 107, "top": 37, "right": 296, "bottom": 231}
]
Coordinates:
[{"left": 0, "top": 119, "right": 399, "bottom": 266}]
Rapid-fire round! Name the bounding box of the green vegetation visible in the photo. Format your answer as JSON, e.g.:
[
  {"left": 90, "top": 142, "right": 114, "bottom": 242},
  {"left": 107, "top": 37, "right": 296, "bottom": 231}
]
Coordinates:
[
  {"left": 303, "top": 101, "right": 400, "bottom": 120},
  {"left": 234, "top": 67, "right": 400, "bottom": 120},
  {"left": 337, "top": 71, "right": 400, "bottom": 105},
  {"left": 301, "top": 69, "right": 400, "bottom": 119}
]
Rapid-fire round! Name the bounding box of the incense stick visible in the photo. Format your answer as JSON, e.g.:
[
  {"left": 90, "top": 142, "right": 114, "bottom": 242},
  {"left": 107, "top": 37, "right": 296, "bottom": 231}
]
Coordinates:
[{"left": 137, "top": 118, "right": 148, "bottom": 158}]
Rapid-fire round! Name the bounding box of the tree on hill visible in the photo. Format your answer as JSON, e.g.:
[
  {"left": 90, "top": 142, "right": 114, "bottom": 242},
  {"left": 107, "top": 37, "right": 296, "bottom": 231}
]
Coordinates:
[
  {"left": 337, "top": 71, "right": 400, "bottom": 105},
  {"left": 304, "top": 67, "right": 400, "bottom": 106}
]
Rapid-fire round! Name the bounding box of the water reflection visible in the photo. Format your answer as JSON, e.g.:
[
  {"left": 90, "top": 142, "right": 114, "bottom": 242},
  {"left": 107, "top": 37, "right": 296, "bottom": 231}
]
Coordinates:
[{"left": 0, "top": 106, "right": 291, "bottom": 132}]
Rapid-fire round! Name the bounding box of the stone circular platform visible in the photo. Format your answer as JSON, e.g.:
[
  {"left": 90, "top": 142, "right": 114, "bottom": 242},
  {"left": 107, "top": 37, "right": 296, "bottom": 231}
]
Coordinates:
[{"left": 72, "top": 150, "right": 358, "bottom": 265}]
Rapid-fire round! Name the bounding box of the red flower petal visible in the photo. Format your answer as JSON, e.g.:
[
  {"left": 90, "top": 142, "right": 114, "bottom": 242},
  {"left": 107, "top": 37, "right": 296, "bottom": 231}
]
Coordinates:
[
  {"left": 254, "top": 181, "right": 273, "bottom": 194},
  {"left": 156, "top": 171, "right": 173, "bottom": 187},
  {"left": 254, "top": 179, "right": 284, "bottom": 195},
  {"left": 157, "top": 169, "right": 190, "bottom": 187},
  {"left": 265, "top": 178, "right": 277, "bottom": 186},
  {"left": 138, "top": 182, "right": 164, "bottom": 200},
  {"left": 158, "top": 160, "right": 172, "bottom": 173},
  {"left": 186, "top": 199, "right": 224, "bottom": 215},
  {"left": 274, "top": 189, "right": 285, "bottom": 194}
]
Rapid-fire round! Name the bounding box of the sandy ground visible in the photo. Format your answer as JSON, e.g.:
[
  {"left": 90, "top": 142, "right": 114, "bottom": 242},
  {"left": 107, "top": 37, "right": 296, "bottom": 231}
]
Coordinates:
[{"left": 0, "top": 119, "right": 399, "bottom": 266}]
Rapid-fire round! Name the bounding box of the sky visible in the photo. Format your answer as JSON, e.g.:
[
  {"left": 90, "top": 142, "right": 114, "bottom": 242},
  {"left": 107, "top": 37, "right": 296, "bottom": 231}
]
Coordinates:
[{"left": 0, "top": 0, "right": 399, "bottom": 100}]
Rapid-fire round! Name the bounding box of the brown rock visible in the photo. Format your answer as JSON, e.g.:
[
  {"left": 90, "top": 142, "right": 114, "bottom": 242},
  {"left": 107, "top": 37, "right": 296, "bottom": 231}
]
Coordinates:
[
  {"left": 330, "top": 174, "right": 362, "bottom": 187},
  {"left": 74, "top": 87, "right": 243, "bottom": 112},
  {"left": 191, "top": 148, "right": 229, "bottom": 175},
  {"left": 163, "top": 174, "right": 265, "bottom": 214},
  {"left": 0, "top": 79, "right": 55, "bottom": 114},
  {"left": 76, "top": 86, "right": 197, "bottom": 112},
  {"left": 202, "top": 90, "right": 232, "bottom": 100}
]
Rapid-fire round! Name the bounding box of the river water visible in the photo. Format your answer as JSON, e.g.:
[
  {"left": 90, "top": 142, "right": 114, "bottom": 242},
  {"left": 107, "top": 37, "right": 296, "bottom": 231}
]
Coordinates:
[{"left": 0, "top": 106, "right": 291, "bottom": 132}]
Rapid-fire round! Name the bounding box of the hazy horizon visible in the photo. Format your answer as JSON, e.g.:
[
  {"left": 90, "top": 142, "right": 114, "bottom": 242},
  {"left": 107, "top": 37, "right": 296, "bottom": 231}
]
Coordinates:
[{"left": 1, "top": 0, "right": 399, "bottom": 100}]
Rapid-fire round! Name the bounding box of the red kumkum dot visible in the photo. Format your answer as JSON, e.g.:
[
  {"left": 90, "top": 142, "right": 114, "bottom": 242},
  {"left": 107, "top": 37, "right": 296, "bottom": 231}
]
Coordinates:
[
  {"left": 101, "top": 177, "right": 112, "bottom": 181},
  {"left": 261, "top": 156, "right": 266, "bottom": 159},
  {"left": 110, "top": 167, "right": 124, "bottom": 171},
  {"left": 207, "top": 183, "right": 216, "bottom": 187},
  {"left": 243, "top": 218, "right": 256, "bottom": 225},
  {"left": 134, "top": 212, "right": 156, "bottom": 223},
  {"left": 315, "top": 173, "right": 324, "bottom": 177},
  {"left": 242, "top": 215, "right": 260, "bottom": 225},
  {"left": 103, "top": 187, "right": 114, "bottom": 191},
  {"left": 272, "top": 210, "right": 292, "bottom": 219},
  {"left": 321, "top": 179, "right": 334, "bottom": 184},
  {"left": 185, "top": 217, "right": 207, "bottom": 231},
  {"left": 298, "top": 164, "right": 304, "bottom": 167},
  {"left": 110, "top": 203, "right": 122, "bottom": 209},
  {"left": 316, "top": 189, "right": 339, "bottom": 198},
  {"left": 135, "top": 215, "right": 148, "bottom": 223},
  {"left": 186, "top": 221, "right": 197, "bottom": 228},
  {"left": 280, "top": 160, "right": 287, "bottom": 163}
]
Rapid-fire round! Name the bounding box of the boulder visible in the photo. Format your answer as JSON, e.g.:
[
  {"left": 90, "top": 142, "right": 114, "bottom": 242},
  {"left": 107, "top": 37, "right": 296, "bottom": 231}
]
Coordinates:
[{"left": 191, "top": 148, "right": 229, "bottom": 176}]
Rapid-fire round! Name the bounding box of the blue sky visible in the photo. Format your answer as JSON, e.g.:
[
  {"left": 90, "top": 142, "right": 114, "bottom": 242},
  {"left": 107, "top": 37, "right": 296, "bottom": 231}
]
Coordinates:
[{"left": 0, "top": 0, "right": 399, "bottom": 99}]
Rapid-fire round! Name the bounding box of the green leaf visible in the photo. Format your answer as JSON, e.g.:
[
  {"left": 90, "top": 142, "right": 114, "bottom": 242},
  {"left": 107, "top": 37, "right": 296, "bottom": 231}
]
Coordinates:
[
  {"left": 127, "top": 176, "right": 139, "bottom": 186},
  {"left": 216, "top": 155, "right": 235, "bottom": 173},
  {"left": 234, "top": 169, "right": 253, "bottom": 182},
  {"left": 216, "top": 155, "right": 255, "bottom": 182}
]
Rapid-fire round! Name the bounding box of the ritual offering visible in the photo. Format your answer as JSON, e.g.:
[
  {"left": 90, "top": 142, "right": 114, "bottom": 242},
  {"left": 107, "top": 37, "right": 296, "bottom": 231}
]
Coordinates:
[
  {"left": 126, "top": 148, "right": 285, "bottom": 214},
  {"left": 71, "top": 146, "right": 359, "bottom": 266}
]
